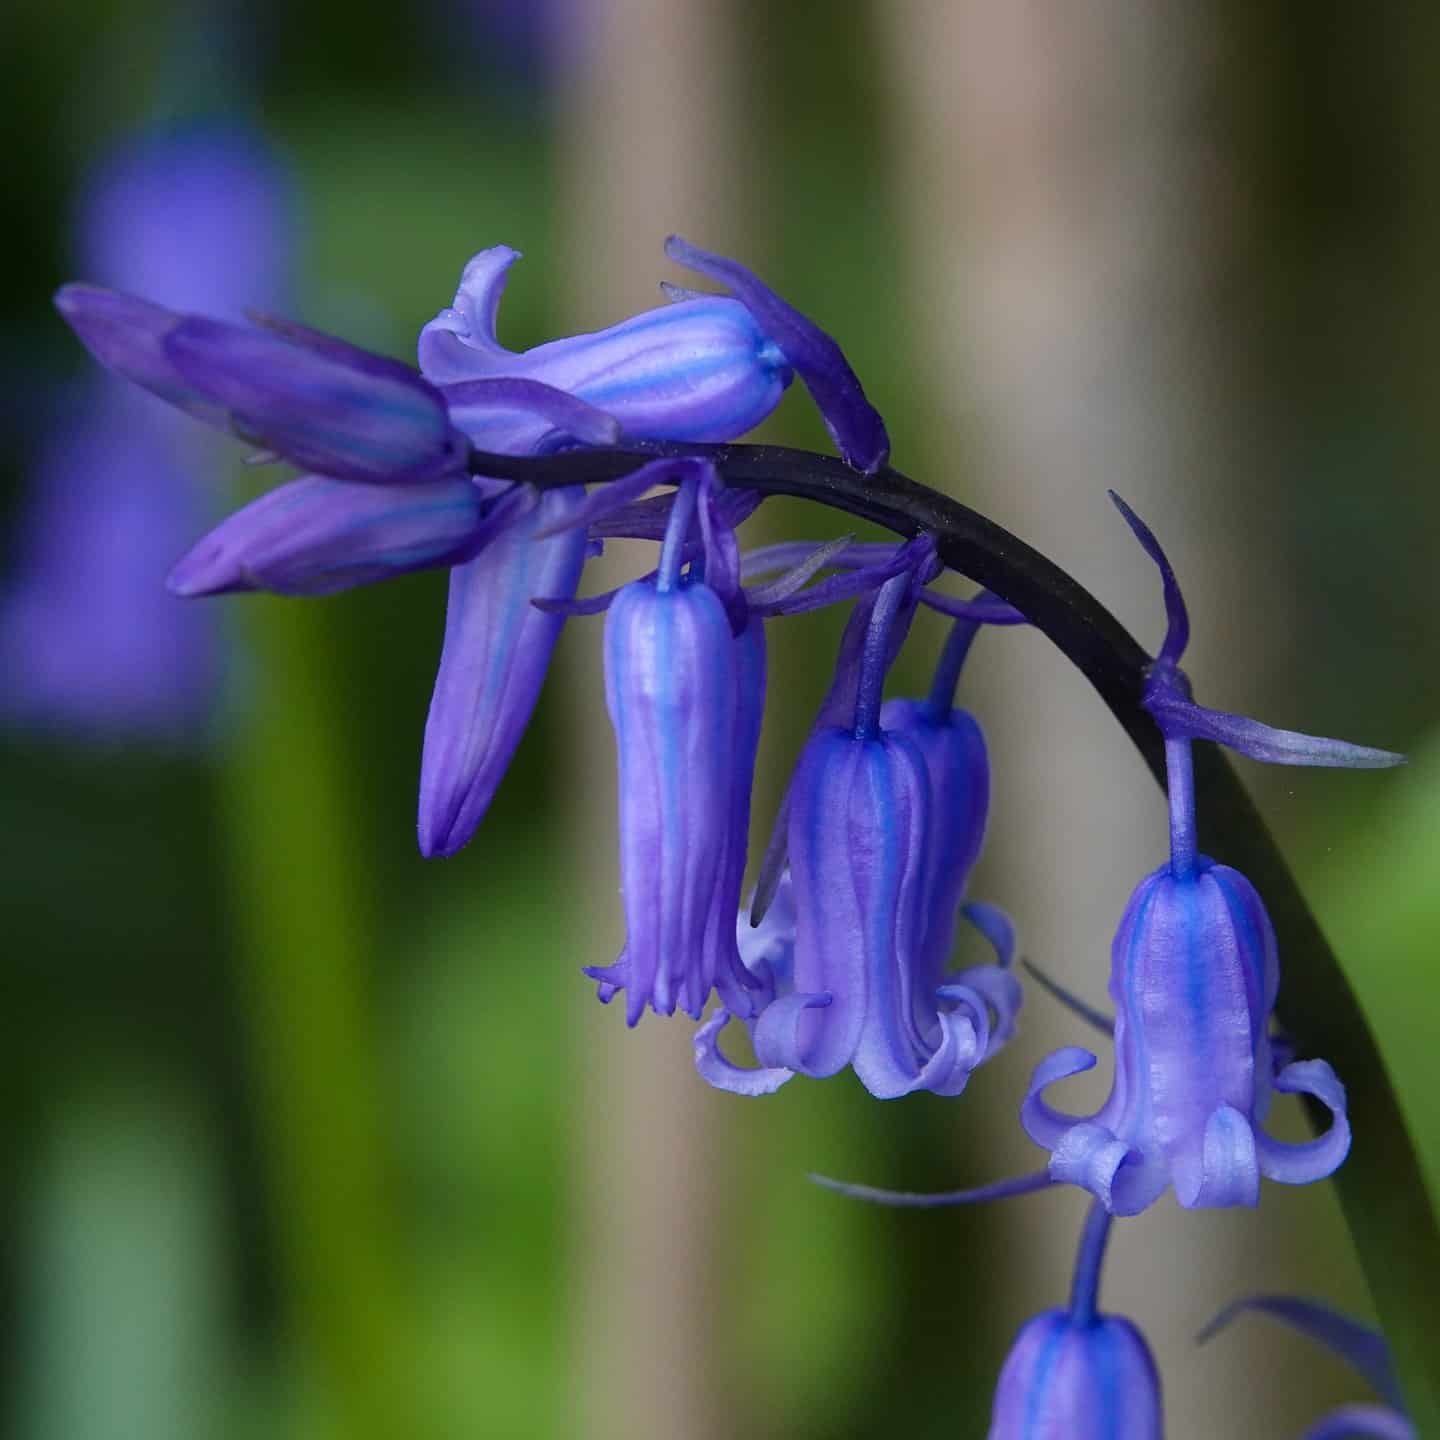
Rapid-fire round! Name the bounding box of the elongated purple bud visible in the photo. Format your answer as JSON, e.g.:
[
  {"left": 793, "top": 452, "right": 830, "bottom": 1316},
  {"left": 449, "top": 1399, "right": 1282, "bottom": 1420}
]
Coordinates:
[
  {"left": 163, "top": 314, "right": 467, "bottom": 484},
  {"left": 419, "top": 246, "right": 793, "bottom": 452},
  {"left": 697, "top": 617, "right": 768, "bottom": 1019},
  {"left": 418, "top": 486, "right": 589, "bottom": 857},
  {"left": 57, "top": 284, "right": 470, "bottom": 484},
  {"left": 54, "top": 286, "right": 226, "bottom": 428},
  {"left": 167, "top": 474, "right": 493, "bottom": 597},
  {"left": 590, "top": 574, "right": 740, "bottom": 1024},
  {"left": 987, "top": 1309, "right": 1163, "bottom": 1440}
]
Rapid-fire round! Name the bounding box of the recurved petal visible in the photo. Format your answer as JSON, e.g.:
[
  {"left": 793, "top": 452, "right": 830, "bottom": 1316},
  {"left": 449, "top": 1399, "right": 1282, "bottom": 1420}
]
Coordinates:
[
  {"left": 167, "top": 474, "right": 494, "bottom": 597},
  {"left": 951, "top": 963, "right": 1024, "bottom": 1056},
  {"left": 1020, "top": 1046, "right": 1101, "bottom": 1150},
  {"left": 752, "top": 992, "right": 834, "bottom": 1074},
  {"left": 1173, "top": 1104, "right": 1260, "bottom": 1209},
  {"left": 693, "top": 1008, "right": 795, "bottom": 1096},
  {"left": 1048, "top": 1121, "right": 1137, "bottom": 1215},
  {"left": 417, "top": 246, "right": 524, "bottom": 381},
  {"left": 1256, "top": 1058, "right": 1351, "bottom": 1184},
  {"left": 418, "top": 486, "right": 588, "bottom": 857}
]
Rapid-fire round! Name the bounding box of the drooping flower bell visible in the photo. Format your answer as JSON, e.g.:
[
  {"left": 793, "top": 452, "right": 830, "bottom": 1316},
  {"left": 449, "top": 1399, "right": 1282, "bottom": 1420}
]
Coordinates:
[
  {"left": 696, "top": 559, "right": 1022, "bottom": 1097},
  {"left": 584, "top": 459, "right": 763, "bottom": 1024},
  {"left": 879, "top": 597, "right": 1025, "bottom": 1032},
  {"left": 1020, "top": 496, "right": 1403, "bottom": 1214},
  {"left": 1200, "top": 1295, "right": 1413, "bottom": 1439}
]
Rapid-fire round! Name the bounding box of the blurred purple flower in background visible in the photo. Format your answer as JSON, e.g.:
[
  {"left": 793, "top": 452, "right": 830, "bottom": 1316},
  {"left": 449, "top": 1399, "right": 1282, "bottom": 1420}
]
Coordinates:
[{"left": 1, "top": 123, "right": 291, "bottom": 740}]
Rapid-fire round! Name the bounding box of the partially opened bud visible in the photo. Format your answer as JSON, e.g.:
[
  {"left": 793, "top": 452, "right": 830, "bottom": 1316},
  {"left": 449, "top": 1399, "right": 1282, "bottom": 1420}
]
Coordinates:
[{"left": 419, "top": 246, "right": 794, "bottom": 454}]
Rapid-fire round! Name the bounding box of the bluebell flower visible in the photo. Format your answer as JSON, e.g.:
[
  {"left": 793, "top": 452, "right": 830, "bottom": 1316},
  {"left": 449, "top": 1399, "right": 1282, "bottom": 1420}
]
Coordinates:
[
  {"left": 696, "top": 559, "right": 1022, "bottom": 1095},
  {"left": 1200, "top": 1295, "right": 1413, "bottom": 1439},
  {"left": 417, "top": 244, "right": 795, "bottom": 451},
  {"left": 583, "top": 459, "right": 763, "bottom": 1023},
  {"left": 987, "top": 1308, "right": 1163, "bottom": 1439},
  {"left": 879, "top": 598, "right": 1025, "bottom": 1030},
  {"left": 1020, "top": 496, "right": 1402, "bottom": 1214},
  {"left": 986, "top": 1202, "right": 1163, "bottom": 1438},
  {"left": 2, "top": 123, "right": 291, "bottom": 738}
]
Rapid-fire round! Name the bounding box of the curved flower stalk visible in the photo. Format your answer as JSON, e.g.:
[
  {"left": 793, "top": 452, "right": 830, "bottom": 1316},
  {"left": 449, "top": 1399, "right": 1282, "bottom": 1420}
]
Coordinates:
[
  {"left": 1017, "top": 496, "right": 1401, "bottom": 1215},
  {"left": 1200, "top": 1295, "right": 1413, "bottom": 1439},
  {"left": 696, "top": 561, "right": 1022, "bottom": 1098}
]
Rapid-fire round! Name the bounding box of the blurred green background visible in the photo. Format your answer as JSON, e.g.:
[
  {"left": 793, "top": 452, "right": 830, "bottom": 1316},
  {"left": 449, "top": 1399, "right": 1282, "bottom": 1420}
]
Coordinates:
[{"left": 1, "top": 2, "right": 1437, "bottom": 1437}]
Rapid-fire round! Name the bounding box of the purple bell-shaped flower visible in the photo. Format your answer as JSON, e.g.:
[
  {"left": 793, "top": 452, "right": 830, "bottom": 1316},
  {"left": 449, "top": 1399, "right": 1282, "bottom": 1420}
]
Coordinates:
[
  {"left": 1020, "top": 496, "right": 1402, "bottom": 1214},
  {"left": 989, "top": 1203, "right": 1163, "bottom": 1438},
  {"left": 696, "top": 561, "right": 1020, "bottom": 1097},
  {"left": 586, "top": 460, "right": 763, "bottom": 1023},
  {"left": 988, "top": 1308, "right": 1163, "bottom": 1440}
]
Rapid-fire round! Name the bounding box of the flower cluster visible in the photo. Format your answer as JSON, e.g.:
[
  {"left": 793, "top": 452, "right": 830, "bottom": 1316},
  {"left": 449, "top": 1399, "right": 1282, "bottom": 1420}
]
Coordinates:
[{"left": 56, "top": 235, "right": 1408, "bottom": 1432}]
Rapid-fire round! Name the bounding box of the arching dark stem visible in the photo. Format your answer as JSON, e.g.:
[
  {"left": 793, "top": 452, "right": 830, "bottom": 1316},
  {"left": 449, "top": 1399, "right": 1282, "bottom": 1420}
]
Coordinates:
[{"left": 466, "top": 438, "right": 1440, "bottom": 1427}]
